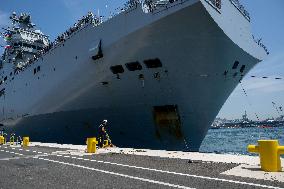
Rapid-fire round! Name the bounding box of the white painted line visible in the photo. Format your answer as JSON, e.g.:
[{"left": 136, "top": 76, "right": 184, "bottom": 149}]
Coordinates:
[
  {"left": 56, "top": 155, "right": 62, "bottom": 157},
  {"left": 38, "top": 157, "right": 194, "bottom": 189},
  {"left": 0, "top": 157, "right": 23, "bottom": 161},
  {"left": 2, "top": 150, "right": 25, "bottom": 156},
  {"left": 63, "top": 156, "right": 70, "bottom": 158},
  {"left": 7, "top": 145, "right": 281, "bottom": 189},
  {"left": 59, "top": 155, "right": 283, "bottom": 189}
]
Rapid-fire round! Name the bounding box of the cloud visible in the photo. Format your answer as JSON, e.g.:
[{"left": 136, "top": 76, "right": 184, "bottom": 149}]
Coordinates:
[{"left": 241, "top": 77, "right": 284, "bottom": 93}]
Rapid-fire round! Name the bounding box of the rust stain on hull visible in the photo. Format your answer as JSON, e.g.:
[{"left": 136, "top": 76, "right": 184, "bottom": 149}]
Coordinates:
[{"left": 153, "top": 105, "right": 183, "bottom": 139}]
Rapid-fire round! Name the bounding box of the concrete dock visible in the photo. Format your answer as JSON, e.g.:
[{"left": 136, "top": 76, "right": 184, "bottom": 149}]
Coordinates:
[{"left": 0, "top": 143, "right": 283, "bottom": 189}]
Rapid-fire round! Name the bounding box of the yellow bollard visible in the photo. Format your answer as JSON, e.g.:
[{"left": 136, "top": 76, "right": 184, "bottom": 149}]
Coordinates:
[
  {"left": 248, "top": 140, "right": 284, "bottom": 172},
  {"left": 86, "top": 137, "right": 98, "bottom": 153},
  {"left": 22, "top": 137, "right": 30, "bottom": 147},
  {"left": 103, "top": 140, "right": 109, "bottom": 148},
  {"left": 0, "top": 136, "right": 4, "bottom": 145}
]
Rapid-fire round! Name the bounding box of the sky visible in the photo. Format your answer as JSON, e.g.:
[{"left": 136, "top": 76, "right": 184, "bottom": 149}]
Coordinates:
[{"left": 0, "top": 0, "right": 283, "bottom": 120}]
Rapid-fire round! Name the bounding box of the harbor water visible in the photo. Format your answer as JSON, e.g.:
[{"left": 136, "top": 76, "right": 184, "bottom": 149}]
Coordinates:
[{"left": 200, "top": 126, "right": 284, "bottom": 155}]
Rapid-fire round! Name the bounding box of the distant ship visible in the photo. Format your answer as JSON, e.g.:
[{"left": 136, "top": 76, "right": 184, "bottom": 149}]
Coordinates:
[{"left": 0, "top": 0, "right": 268, "bottom": 151}]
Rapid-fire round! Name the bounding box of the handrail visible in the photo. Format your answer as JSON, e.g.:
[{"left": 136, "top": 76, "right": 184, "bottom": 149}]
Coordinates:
[
  {"left": 229, "top": 0, "right": 250, "bottom": 22},
  {"left": 252, "top": 35, "right": 269, "bottom": 55}
]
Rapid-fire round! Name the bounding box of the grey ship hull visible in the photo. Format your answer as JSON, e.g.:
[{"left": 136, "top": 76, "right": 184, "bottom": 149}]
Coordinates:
[{"left": 0, "top": 0, "right": 264, "bottom": 151}]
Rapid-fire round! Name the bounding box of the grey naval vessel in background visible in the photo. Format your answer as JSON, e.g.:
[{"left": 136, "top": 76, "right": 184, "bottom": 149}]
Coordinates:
[{"left": 0, "top": 0, "right": 268, "bottom": 151}]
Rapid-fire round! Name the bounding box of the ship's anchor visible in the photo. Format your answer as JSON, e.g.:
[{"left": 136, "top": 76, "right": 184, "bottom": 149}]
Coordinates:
[{"left": 92, "top": 40, "right": 103, "bottom": 60}]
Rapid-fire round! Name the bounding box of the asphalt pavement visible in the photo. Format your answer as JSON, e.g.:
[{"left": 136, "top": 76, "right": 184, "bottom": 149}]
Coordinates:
[{"left": 0, "top": 145, "right": 283, "bottom": 189}]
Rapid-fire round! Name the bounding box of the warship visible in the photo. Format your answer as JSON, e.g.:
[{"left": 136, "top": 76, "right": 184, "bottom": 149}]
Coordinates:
[{"left": 0, "top": 0, "right": 268, "bottom": 151}]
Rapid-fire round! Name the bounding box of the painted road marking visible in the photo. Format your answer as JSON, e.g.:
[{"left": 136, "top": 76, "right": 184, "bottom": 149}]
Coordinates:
[
  {"left": 37, "top": 157, "right": 194, "bottom": 189},
  {"left": 51, "top": 155, "right": 283, "bottom": 189},
  {"left": 1, "top": 150, "right": 24, "bottom": 156},
  {"left": 1, "top": 146, "right": 283, "bottom": 189},
  {"left": 0, "top": 157, "right": 23, "bottom": 161}
]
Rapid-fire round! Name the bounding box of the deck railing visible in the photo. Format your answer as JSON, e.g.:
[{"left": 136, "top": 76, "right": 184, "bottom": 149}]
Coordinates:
[
  {"left": 208, "top": 0, "right": 221, "bottom": 9},
  {"left": 230, "top": 0, "right": 250, "bottom": 21}
]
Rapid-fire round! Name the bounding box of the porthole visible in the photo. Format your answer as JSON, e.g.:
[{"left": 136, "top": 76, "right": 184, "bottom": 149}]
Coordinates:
[
  {"left": 240, "top": 65, "right": 246, "bottom": 73},
  {"left": 110, "top": 65, "right": 124, "bottom": 74},
  {"left": 223, "top": 70, "right": 228, "bottom": 76},
  {"left": 232, "top": 61, "right": 239, "bottom": 69},
  {"left": 125, "top": 61, "right": 142, "bottom": 71},
  {"left": 144, "top": 58, "right": 162, "bottom": 68}
]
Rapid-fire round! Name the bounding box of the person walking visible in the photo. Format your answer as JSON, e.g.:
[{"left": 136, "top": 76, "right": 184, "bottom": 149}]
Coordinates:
[{"left": 98, "top": 120, "right": 113, "bottom": 147}]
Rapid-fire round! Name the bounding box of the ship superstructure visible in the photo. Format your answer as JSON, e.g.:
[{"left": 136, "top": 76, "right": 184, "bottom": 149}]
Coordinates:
[
  {"left": 0, "top": 0, "right": 268, "bottom": 151},
  {"left": 0, "top": 13, "right": 49, "bottom": 74}
]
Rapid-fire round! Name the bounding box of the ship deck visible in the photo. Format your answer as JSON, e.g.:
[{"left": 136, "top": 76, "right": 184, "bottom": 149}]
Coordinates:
[{"left": 0, "top": 143, "right": 283, "bottom": 189}]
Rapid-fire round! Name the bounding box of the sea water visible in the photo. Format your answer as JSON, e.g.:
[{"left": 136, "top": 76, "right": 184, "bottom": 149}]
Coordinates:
[{"left": 199, "top": 126, "right": 284, "bottom": 155}]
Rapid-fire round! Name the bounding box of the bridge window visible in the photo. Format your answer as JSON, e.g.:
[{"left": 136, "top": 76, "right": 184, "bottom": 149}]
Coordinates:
[
  {"left": 110, "top": 65, "right": 124, "bottom": 74},
  {"left": 144, "top": 58, "right": 162, "bottom": 68},
  {"left": 125, "top": 61, "right": 142, "bottom": 71}
]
